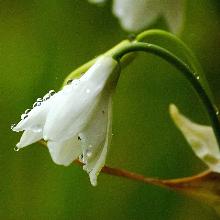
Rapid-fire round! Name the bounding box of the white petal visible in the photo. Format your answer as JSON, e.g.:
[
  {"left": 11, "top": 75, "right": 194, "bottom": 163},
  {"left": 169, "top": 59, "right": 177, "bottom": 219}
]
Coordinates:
[
  {"left": 43, "top": 56, "right": 118, "bottom": 142},
  {"left": 47, "top": 136, "right": 82, "bottom": 166},
  {"left": 162, "top": 0, "right": 185, "bottom": 34},
  {"left": 16, "top": 130, "right": 43, "bottom": 148},
  {"left": 12, "top": 101, "right": 50, "bottom": 132},
  {"left": 113, "top": 0, "right": 161, "bottom": 32},
  {"left": 169, "top": 104, "right": 220, "bottom": 172},
  {"left": 79, "top": 93, "right": 112, "bottom": 186}
]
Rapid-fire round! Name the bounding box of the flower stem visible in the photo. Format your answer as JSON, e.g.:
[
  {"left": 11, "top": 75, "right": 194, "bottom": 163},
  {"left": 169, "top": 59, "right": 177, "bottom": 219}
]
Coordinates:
[
  {"left": 136, "top": 29, "right": 214, "bottom": 103},
  {"left": 74, "top": 158, "right": 213, "bottom": 191},
  {"left": 112, "top": 42, "right": 220, "bottom": 147},
  {"left": 136, "top": 29, "right": 201, "bottom": 74},
  {"left": 39, "top": 140, "right": 216, "bottom": 199}
]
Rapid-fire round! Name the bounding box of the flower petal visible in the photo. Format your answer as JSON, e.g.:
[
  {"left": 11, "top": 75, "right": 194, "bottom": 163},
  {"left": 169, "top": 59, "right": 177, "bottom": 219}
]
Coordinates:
[
  {"left": 12, "top": 101, "right": 50, "bottom": 132},
  {"left": 16, "top": 130, "right": 43, "bottom": 148},
  {"left": 169, "top": 104, "right": 220, "bottom": 172},
  {"left": 43, "top": 56, "right": 118, "bottom": 142},
  {"left": 113, "top": 0, "right": 161, "bottom": 32},
  {"left": 162, "top": 0, "right": 185, "bottom": 34},
  {"left": 47, "top": 136, "right": 82, "bottom": 166},
  {"left": 79, "top": 92, "right": 112, "bottom": 186}
]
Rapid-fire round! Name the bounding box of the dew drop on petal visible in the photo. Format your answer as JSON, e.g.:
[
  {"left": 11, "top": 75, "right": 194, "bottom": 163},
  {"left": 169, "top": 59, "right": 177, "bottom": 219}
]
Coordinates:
[
  {"left": 86, "top": 151, "right": 92, "bottom": 157},
  {"left": 49, "top": 90, "right": 56, "bottom": 96},
  {"left": 25, "top": 109, "right": 31, "bottom": 114},
  {"left": 33, "top": 101, "right": 41, "bottom": 108},
  {"left": 43, "top": 94, "right": 50, "bottom": 101},
  {"left": 21, "top": 114, "right": 28, "bottom": 120},
  {"left": 14, "top": 146, "right": 20, "bottom": 152},
  {"left": 67, "top": 79, "right": 73, "bottom": 85},
  {"left": 11, "top": 123, "right": 16, "bottom": 130},
  {"left": 36, "top": 98, "right": 43, "bottom": 102},
  {"left": 86, "top": 89, "right": 90, "bottom": 94}
]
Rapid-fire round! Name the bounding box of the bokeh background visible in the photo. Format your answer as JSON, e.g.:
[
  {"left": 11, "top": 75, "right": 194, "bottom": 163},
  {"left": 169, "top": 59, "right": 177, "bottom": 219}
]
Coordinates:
[{"left": 1, "top": 0, "right": 220, "bottom": 219}]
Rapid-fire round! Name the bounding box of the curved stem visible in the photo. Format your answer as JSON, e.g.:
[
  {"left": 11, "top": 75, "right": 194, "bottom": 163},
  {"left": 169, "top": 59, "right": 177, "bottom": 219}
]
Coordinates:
[
  {"left": 40, "top": 140, "right": 215, "bottom": 193},
  {"left": 136, "top": 30, "right": 201, "bottom": 73},
  {"left": 136, "top": 29, "right": 214, "bottom": 103},
  {"left": 112, "top": 42, "right": 220, "bottom": 147}
]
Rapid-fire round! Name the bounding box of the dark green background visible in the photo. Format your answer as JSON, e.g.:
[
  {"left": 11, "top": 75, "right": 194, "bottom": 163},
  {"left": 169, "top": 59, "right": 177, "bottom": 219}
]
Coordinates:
[{"left": 1, "top": 0, "right": 220, "bottom": 219}]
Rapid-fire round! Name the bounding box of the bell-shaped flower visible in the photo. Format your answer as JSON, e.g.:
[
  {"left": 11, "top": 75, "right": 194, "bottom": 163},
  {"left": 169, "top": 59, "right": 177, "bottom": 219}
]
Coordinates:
[
  {"left": 12, "top": 56, "right": 120, "bottom": 186},
  {"left": 169, "top": 104, "right": 220, "bottom": 173},
  {"left": 89, "top": 0, "right": 185, "bottom": 33}
]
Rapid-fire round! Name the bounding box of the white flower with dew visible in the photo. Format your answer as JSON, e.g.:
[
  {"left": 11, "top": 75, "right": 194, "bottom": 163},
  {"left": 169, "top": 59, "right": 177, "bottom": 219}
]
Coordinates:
[
  {"left": 89, "top": 0, "right": 185, "bottom": 33},
  {"left": 12, "top": 56, "right": 120, "bottom": 186},
  {"left": 169, "top": 104, "right": 220, "bottom": 173}
]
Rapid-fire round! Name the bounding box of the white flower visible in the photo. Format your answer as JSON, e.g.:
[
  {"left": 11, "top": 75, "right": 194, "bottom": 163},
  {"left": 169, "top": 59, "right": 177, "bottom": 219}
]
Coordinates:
[
  {"left": 12, "top": 56, "right": 119, "bottom": 186},
  {"left": 89, "top": 0, "right": 185, "bottom": 33},
  {"left": 169, "top": 104, "right": 220, "bottom": 172}
]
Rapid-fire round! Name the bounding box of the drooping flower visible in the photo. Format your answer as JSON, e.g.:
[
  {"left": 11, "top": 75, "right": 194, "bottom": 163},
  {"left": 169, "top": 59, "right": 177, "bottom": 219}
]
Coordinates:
[
  {"left": 169, "top": 104, "right": 220, "bottom": 172},
  {"left": 89, "top": 0, "right": 185, "bottom": 33},
  {"left": 12, "top": 56, "right": 120, "bottom": 186}
]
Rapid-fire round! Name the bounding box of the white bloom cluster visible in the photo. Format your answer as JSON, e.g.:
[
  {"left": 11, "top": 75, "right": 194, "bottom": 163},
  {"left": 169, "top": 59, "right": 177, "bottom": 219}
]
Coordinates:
[{"left": 12, "top": 56, "right": 119, "bottom": 186}]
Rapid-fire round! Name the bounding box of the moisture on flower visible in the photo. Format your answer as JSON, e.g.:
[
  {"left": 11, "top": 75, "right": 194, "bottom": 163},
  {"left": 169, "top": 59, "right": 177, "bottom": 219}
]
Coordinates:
[{"left": 12, "top": 56, "right": 120, "bottom": 186}]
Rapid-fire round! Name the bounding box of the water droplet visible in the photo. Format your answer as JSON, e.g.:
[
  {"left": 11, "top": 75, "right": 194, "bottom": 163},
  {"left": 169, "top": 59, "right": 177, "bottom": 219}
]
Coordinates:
[
  {"left": 37, "top": 98, "right": 43, "bottom": 102},
  {"left": 67, "top": 79, "right": 73, "bottom": 85},
  {"left": 86, "top": 89, "right": 90, "bottom": 94},
  {"left": 21, "top": 114, "right": 28, "bottom": 120},
  {"left": 86, "top": 151, "right": 92, "bottom": 157},
  {"left": 194, "top": 73, "right": 200, "bottom": 80},
  {"left": 49, "top": 90, "right": 56, "bottom": 96},
  {"left": 25, "top": 109, "right": 31, "bottom": 114},
  {"left": 14, "top": 146, "right": 20, "bottom": 152},
  {"left": 214, "top": 105, "right": 219, "bottom": 116},
  {"left": 11, "top": 123, "right": 16, "bottom": 130},
  {"left": 43, "top": 94, "right": 50, "bottom": 101},
  {"left": 88, "top": 144, "right": 93, "bottom": 148},
  {"left": 33, "top": 101, "right": 41, "bottom": 108}
]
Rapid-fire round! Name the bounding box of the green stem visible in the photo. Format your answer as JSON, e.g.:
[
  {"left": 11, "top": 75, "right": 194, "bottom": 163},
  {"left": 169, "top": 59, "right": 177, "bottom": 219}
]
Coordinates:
[
  {"left": 136, "top": 29, "right": 214, "bottom": 102},
  {"left": 136, "top": 30, "right": 198, "bottom": 71},
  {"left": 113, "top": 42, "right": 220, "bottom": 146}
]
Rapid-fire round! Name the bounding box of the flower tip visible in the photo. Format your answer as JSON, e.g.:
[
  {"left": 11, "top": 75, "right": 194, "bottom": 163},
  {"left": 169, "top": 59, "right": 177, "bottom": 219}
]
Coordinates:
[
  {"left": 89, "top": 173, "right": 98, "bottom": 187},
  {"left": 169, "top": 103, "right": 178, "bottom": 116},
  {"left": 169, "top": 103, "right": 181, "bottom": 123}
]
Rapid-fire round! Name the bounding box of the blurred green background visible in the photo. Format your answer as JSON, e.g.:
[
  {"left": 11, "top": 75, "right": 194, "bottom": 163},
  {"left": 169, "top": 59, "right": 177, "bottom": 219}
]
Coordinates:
[{"left": 1, "top": 0, "right": 220, "bottom": 219}]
